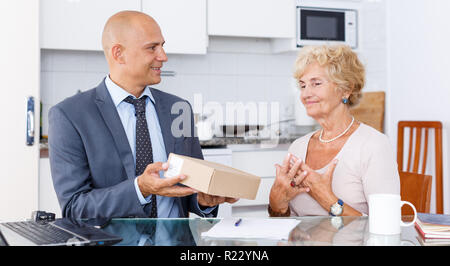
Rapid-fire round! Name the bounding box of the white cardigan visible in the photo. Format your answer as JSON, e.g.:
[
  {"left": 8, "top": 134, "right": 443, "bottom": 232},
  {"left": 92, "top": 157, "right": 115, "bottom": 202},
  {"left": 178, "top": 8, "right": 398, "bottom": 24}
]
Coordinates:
[{"left": 288, "top": 123, "right": 400, "bottom": 216}]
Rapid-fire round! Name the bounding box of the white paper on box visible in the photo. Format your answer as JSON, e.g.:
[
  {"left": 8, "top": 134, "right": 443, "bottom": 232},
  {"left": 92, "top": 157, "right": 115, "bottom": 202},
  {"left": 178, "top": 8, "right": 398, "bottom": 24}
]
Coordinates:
[{"left": 165, "top": 156, "right": 184, "bottom": 177}]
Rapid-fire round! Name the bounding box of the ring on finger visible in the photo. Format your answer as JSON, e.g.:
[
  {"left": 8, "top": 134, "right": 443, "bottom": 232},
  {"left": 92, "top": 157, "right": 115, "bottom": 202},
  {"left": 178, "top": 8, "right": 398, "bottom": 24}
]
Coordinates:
[
  {"left": 290, "top": 178, "right": 303, "bottom": 188},
  {"left": 290, "top": 180, "right": 296, "bottom": 188}
]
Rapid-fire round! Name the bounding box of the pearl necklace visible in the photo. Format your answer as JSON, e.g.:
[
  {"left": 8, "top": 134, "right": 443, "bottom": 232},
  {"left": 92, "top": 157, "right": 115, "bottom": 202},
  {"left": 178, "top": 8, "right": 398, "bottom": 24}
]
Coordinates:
[{"left": 319, "top": 116, "right": 355, "bottom": 143}]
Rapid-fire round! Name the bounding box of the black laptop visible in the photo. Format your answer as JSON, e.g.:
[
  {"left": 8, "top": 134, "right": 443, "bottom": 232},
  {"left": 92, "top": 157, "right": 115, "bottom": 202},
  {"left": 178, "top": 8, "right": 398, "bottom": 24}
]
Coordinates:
[{"left": 0, "top": 218, "right": 122, "bottom": 246}]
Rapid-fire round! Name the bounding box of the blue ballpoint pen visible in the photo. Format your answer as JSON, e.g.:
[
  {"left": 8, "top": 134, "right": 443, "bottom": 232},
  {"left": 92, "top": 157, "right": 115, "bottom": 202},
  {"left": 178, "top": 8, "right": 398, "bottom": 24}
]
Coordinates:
[{"left": 234, "top": 218, "right": 242, "bottom": 227}]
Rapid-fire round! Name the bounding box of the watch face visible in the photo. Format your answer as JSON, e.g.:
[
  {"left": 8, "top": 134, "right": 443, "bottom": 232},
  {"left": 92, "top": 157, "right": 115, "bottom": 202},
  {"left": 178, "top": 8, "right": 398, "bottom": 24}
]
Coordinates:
[
  {"left": 331, "top": 203, "right": 343, "bottom": 216},
  {"left": 331, "top": 216, "right": 344, "bottom": 230}
]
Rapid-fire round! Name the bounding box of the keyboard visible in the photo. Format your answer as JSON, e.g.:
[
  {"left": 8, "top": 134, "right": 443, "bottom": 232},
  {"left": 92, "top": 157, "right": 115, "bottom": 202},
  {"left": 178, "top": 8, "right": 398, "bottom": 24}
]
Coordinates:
[{"left": 2, "top": 221, "right": 79, "bottom": 245}]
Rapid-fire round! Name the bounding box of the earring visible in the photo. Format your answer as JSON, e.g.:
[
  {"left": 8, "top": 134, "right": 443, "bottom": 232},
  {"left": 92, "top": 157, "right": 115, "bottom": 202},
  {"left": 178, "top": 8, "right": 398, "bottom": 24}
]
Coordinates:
[{"left": 342, "top": 98, "right": 349, "bottom": 104}]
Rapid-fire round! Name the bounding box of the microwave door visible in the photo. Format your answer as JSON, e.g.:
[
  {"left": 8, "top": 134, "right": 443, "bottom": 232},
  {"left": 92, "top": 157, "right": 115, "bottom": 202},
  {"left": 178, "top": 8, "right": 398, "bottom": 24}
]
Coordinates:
[{"left": 297, "top": 9, "right": 347, "bottom": 47}]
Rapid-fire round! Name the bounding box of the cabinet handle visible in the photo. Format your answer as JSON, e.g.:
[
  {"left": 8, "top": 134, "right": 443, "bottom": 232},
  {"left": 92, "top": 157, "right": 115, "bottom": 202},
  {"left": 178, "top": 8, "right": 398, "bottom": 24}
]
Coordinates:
[
  {"left": 161, "top": 71, "right": 176, "bottom": 76},
  {"left": 26, "top": 96, "right": 35, "bottom": 146}
]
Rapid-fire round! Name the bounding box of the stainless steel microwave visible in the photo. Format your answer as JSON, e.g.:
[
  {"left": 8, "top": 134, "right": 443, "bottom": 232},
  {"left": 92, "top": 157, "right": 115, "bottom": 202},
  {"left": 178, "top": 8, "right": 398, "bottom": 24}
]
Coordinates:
[{"left": 296, "top": 6, "right": 358, "bottom": 48}]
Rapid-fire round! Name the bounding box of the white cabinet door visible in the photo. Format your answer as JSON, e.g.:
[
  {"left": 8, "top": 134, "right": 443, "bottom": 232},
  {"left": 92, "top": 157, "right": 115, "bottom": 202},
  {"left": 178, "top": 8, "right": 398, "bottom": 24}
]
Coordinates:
[
  {"left": 0, "top": 0, "right": 39, "bottom": 221},
  {"left": 228, "top": 149, "right": 288, "bottom": 217},
  {"left": 232, "top": 150, "right": 286, "bottom": 207},
  {"left": 202, "top": 148, "right": 232, "bottom": 217},
  {"left": 208, "top": 0, "right": 296, "bottom": 38},
  {"left": 40, "top": 0, "right": 141, "bottom": 51},
  {"left": 232, "top": 150, "right": 286, "bottom": 178},
  {"left": 142, "top": 0, "right": 207, "bottom": 54}
]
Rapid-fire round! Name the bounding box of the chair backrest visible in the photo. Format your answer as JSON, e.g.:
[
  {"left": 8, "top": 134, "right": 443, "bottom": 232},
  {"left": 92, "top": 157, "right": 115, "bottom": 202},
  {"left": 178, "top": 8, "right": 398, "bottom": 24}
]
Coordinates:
[
  {"left": 397, "top": 121, "right": 443, "bottom": 214},
  {"left": 350, "top": 91, "right": 385, "bottom": 132},
  {"left": 399, "top": 171, "right": 432, "bottom": 215}
]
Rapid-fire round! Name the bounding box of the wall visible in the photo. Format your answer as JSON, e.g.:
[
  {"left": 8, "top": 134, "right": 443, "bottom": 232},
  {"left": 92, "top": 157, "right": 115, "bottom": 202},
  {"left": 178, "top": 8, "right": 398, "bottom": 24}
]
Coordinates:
[
  {"left": 386, "top": 0, "right": 450, "bottom": 213},
  {"left": 358, "top": 0, "right": 387, "bottom": 94}
]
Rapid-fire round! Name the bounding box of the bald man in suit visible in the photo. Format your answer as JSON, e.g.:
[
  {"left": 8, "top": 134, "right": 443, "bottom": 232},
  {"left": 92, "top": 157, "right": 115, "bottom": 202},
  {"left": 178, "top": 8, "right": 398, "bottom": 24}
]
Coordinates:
[{"left": 49, "top": 11, "right": 237, "bottom": 219}]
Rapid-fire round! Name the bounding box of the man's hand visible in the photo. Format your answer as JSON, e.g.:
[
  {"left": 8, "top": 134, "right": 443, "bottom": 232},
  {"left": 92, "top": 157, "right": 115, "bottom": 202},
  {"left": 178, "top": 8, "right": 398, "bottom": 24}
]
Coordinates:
[
  {"left": 197, "top": 192, "right": 239, "bottom": 208},
  {"left": 137, "top": 162, "right": 198, "bottom": 198}
]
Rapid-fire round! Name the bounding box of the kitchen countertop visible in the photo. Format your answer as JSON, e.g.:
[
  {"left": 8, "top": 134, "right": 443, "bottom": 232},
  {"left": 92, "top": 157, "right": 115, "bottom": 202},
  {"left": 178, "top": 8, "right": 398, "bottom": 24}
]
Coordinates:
[{"left": 199, "top": 136, "right": 300, "bottom": 147}]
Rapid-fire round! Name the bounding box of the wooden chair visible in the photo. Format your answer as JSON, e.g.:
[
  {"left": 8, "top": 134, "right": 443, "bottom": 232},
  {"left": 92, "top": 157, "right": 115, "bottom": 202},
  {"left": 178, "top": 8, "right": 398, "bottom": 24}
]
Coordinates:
[
  {"left": 400, "top": 171, "right": 432, "bottom": 215},
  {"left": 397, "top": 121, "right": 443, "bottom": 214},
  {"left": 350, "top": 91, "right": 385, "bottom": 132}
]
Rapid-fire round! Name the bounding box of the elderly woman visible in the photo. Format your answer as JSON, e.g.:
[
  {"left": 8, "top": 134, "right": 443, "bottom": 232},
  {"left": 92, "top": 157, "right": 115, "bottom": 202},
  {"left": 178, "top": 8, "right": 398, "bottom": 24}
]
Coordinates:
[{"left": 268, "top": 45, "right": 400, "bottom": 217}]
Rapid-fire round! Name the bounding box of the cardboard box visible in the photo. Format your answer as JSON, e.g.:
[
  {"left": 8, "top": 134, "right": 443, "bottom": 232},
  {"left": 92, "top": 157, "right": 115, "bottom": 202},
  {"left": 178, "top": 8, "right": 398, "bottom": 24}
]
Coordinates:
[{"left": 164, "top": 153, "right": 261, "bottom": 200}]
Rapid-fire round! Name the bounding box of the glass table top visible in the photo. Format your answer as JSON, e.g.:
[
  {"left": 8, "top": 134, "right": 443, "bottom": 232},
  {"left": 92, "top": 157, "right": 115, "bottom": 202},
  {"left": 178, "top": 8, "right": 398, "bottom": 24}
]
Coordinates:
[{"left": 99, "top": 216, "right": 422, "bottom": 246}]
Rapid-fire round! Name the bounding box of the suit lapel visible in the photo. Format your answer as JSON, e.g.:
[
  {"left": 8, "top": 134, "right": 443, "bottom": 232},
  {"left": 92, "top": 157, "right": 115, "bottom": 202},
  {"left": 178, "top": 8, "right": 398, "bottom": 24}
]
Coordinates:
[
  {"left": 95, "top": 80, "right": 136, "bottom": 179},
  {"left": 150, "top": 88, "right": 175, "bottom": 156}
]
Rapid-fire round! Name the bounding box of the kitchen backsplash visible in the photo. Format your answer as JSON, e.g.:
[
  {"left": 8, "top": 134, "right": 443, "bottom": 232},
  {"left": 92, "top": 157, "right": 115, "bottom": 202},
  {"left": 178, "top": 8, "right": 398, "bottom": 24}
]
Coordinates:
[
  {"left": 40, "top": 0, "right": 387, "bottom": 136},
  {"left": 40, "top": 45, "right": 301, "bottom": 136}
]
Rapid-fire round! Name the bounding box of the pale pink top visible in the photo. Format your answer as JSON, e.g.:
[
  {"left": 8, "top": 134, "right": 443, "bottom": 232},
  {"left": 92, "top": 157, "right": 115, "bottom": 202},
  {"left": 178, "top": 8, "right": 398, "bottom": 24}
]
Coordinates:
[{"left": 288, "top": 123, "right": 400, "bottom": 216}]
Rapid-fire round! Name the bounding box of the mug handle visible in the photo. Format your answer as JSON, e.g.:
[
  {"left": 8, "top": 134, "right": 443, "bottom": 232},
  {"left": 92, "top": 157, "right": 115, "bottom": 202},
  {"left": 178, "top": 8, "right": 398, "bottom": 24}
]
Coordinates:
[{"left": 400, "top": 201, "right": 417, "bottom": 227}]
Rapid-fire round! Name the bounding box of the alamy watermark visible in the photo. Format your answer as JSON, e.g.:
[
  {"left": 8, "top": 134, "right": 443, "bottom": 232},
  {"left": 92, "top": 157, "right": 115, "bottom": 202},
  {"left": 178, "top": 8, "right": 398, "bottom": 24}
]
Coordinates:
[{"left": 170, "top": 93, "right": 284, "bottom": 147}]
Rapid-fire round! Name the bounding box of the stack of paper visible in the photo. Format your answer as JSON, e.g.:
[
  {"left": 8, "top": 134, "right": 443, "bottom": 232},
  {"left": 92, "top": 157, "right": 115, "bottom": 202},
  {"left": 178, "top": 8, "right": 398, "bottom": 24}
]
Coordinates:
[
  {"left": 201, "top": 218, "right": 301, "bottom": 240},
  {"left": 415, "top": 213, "right": 450, "bottom": 245}
]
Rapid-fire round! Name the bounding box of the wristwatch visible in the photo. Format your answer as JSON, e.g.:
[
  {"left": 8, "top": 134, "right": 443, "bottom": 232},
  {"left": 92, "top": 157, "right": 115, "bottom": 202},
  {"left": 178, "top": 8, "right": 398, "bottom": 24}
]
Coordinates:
[
  {"left": 331, "top": 216, "right": 344, "bottom": 230},
  {"left": 329, "top": 199, "right": 344, "bottom": 216}
]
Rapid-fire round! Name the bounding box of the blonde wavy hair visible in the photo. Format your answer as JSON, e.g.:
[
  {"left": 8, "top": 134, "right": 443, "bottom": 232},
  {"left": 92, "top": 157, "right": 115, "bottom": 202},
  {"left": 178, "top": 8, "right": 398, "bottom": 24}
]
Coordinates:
[{"left": 293, "top": 45, "right": 366, "bottom": 107}]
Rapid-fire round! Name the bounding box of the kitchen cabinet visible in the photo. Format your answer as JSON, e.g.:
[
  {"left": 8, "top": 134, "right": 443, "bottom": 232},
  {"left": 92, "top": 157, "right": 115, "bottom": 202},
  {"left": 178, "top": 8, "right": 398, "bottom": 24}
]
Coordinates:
[
  {"left": 207, "top": 0, "right": 295, "bottom": 38},
  {"left": 0, "top": 0, "right": 39, "bottom": 221},
  {"left": 193, "top": 146, "right": 289, "bottom": 218},
  {"left": 229, "top": 146, "right": 289, "bottom": 217},
  {"left": 142, "top": 0, "right": 208, "bottom": 54},
  {"left": 40, "top": 0, "right": 207, "bottom": 54},
  {"left": 40, "top": 0, "right": 141, "bottom": 51}
]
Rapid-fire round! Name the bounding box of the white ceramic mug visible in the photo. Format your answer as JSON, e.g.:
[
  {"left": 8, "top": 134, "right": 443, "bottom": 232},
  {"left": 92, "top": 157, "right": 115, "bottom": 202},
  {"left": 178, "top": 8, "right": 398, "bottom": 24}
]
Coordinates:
[{"left": 368, "top": 193, "right": 417, "bottom": 235}]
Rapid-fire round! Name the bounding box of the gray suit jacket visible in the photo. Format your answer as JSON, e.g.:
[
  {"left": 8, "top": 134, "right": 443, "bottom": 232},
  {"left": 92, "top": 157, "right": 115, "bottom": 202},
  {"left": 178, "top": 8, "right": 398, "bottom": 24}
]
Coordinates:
[{"left": 48, "top": 79, "right": 217, "bottom": 219}]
